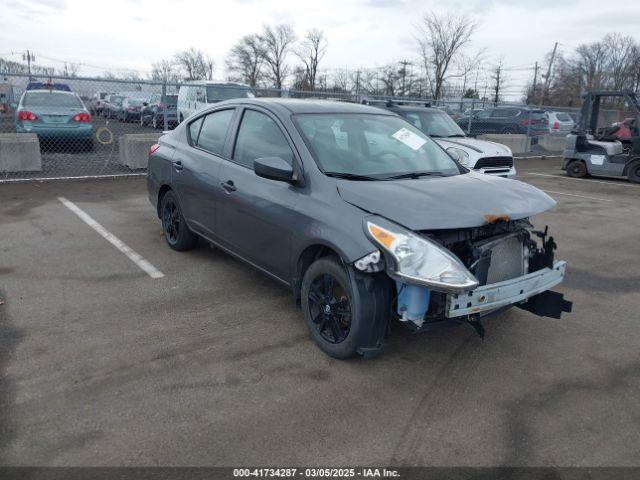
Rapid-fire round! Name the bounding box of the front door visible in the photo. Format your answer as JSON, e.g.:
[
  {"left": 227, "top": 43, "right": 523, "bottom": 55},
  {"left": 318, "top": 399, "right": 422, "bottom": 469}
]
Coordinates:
[{"left": 216, "top": 108, "right": 299, "bottom": 282}]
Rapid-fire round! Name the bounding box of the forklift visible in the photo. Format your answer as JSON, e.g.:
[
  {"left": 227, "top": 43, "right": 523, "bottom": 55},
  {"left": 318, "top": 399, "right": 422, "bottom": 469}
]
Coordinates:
[{"left": 562, "top": 91, "right": 640, "bottom": 183}]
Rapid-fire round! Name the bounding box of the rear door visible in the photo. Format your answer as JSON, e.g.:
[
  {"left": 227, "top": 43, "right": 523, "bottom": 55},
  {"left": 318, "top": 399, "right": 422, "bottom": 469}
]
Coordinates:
[
  {"left": 171, "top": 107, "right": 237, "bottom": 237},
  {"left": 215, "top": 107, "right": 300, "bottom": 281}
]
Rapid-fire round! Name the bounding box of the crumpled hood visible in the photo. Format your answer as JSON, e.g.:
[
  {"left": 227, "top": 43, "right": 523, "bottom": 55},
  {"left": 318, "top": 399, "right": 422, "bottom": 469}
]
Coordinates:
[
  {"left": 337, "top": 172, "right": 556, "bottom": 230},
  {"left": 435, "top": 137, "right": 512, "bottom": 156}
]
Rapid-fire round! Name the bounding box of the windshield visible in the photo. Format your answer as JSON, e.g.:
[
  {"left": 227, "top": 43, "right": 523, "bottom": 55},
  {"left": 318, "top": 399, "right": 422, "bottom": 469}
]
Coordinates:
[
  {"left": 294, "top": 113, "right": 462, "bottom": 179},
  {"left": 402, "top": 110, "right": 466, "bottom": 138},
  {"left": 206, "top": 86, "right": 254, "bottom": 102},
  {"left": 110, "top": 96, "right": 124, "bottom": 104},
  {"left": 23, "top": 91, "right": 83, "bottom": 109},
  {"left": 127, "top": 98, "right": 144, "bottom": 106}
]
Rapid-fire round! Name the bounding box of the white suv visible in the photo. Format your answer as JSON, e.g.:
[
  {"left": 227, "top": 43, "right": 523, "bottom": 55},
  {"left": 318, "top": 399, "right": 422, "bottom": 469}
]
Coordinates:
[{"left": 385, "top": 104, "right": 516, "bottom": 178}]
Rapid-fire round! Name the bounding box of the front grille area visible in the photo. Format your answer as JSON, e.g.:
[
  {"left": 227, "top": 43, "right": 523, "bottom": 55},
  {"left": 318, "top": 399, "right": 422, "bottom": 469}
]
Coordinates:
[
  {"left": 474, "top": 156, "right": 514, "bottom": 169},
  {"left": 486, "top": 235, "right": 525, "bottom": 283}
]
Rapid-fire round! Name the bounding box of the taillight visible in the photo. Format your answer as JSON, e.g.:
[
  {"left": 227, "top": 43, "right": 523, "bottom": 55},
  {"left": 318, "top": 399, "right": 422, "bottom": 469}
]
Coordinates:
[
  {"left": 521, "top": 119, "right": 530, "bottom": 126},
  {"left": 17, "top": 110, "right": 38, "bottom": 121},
  {"left": 553, "top": 121, "right": 559, "bottom": 130},
  {"left": 148, "top": 143, "right": 160, "bottom": 158},
  {"left": 73, "top": 112, "right": 91, "bottom": 122},
  {"left": 128, "top": 106, "right": 134, "bottom": 111}
]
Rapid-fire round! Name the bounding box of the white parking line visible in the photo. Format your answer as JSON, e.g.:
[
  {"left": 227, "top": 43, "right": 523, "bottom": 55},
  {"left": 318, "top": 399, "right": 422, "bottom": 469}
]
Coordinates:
[
  {"left": 58, "top": 197, "right": 164, "bottom": 279},
  {"left": 527, "top": 172, "right": 637, "bottom": 187},
  {"left": 542, "top": 190, "right": 613, "bottom": 202}
]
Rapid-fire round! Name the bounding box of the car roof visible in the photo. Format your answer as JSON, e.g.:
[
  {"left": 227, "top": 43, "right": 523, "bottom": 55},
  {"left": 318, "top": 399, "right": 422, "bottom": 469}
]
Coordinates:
[
  {"left": 217, "top": 98, "right": 397, "bottom": 115},
  {"left": 24, "top": 89, "right": 76, "bottom": 95},
  {"left": 383, "top": 105, "right": 443, "bottom": 114}
]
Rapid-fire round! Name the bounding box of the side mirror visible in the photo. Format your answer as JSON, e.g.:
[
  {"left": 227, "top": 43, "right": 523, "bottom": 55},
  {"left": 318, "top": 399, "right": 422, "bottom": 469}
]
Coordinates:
[
  {"left": 143, "top": 102, "right": 148, "bottom": 107},
  {"left": 254, "top": 157, "right": 294, "bottom": 182}
]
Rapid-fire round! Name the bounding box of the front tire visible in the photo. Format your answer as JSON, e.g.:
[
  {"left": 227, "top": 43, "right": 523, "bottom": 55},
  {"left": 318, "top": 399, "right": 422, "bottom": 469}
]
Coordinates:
[
  {"left": 566, "top": 160, "right": 587, "bottom": 178},
  {"left": 160, "top": 191, "right": 198, "bottom": 251},
  {"left": 301, "top": 257, "right": 390, "bottom": 359},
  {"left": 628, "top": 160, "right": 640, "bottom": 183}
]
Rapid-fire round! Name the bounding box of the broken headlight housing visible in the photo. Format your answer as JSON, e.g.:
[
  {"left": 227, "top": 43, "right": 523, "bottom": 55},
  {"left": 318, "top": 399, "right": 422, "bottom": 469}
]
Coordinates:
[{"left": 364, "top": 217, "right": 479, "bottom": 293}]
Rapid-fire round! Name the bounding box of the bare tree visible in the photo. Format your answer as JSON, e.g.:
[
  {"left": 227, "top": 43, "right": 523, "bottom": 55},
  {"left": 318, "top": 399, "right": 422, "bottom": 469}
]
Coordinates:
[
  {"left": 379, "top": 64, "right": 400, "bottom": 96},
  {"left": 295, "top": 28, "right": 327, "bottom": 90},
  {"left": 150, "top": 59, "right": 180, "bottom": 83},
  {"left": 416, "top": 11, "right": 476, "bottom": 100},
  {"left": 174, "top": 48, "right": 214, "bottom": 81},
  {"left": 59, "top": 62, "right": 79, "bottom": 77},
  {"left": 603, "top": 33, "right": 636, "bottom": 91},
  {"left": 225, "top": 34, "right": 266, "bottom": 87},
  {"left": 261, "top": 24, "right": 296, "bottom": 90},
  {"left": 576, "top": 41, "right": 607, "bottom": 90}
]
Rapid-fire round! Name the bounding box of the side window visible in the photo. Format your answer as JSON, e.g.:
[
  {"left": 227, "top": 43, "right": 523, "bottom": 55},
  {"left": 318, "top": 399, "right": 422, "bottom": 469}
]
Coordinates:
[
  {"left": 476, "top": 109, "right": 491, "bottom": 119},
  {"left": 491, "top": 109, "right": 508, "bottom": 118},
  {"left": 233, "top": 110, "right": 294, "bottom": 169},
  {"left": 196, "top": 87, "right": 206, "bottom": 103},
  {"left": 188, "top": 117, "right": 204, "bottom": 144},
  {"left": 196, "top": 109, "right": 234, "bottom": 155},
  {"left": 404, "top": 113, "right": 423, "bottom": 130}
]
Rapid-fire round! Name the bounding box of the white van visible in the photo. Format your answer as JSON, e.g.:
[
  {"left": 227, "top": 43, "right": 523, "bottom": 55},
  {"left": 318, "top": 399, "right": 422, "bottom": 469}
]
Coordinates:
[{"left": 177, "top": 81, "right": 255, "bottom": 122}]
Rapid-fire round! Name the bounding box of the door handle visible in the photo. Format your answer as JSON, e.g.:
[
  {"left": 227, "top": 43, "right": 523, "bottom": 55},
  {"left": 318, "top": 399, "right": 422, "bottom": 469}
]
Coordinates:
[
  {"left": 173, "top": 160, "right": 183, "bottom": 171},
  {"left": 222, "top": 180, "right": 237, "bottom": 192}
]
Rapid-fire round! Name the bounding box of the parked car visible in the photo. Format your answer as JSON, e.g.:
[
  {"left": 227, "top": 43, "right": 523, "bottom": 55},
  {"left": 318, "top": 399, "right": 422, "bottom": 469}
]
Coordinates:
[
  {"left": 141, "top": 94, "right": 178, "bottom": 129},
  {"left": 457, "top": 107, "right": 549, "bottom": 136},
  {"left": 103, "top": 94, "right": 124, "bottom": 119},
  {"left": 381, "top": 103, "right": 516, "bottom": 177},
  {"left": 0, "top": 82, "right": 14, "bottom": 114},
  {"left": 89, "top": 91, "right": 112, "bottom": 115},
  {"left": 118, "top": 97, "right": 147, "bottom": 123},
  {"left": 147, "top": 98, "right": 571, "bottom": 359},
  {"left": 547, "top": 111, "right": 575, "bottom": 135},
  {"left": 177, "top": 81, "right": 254, "bottom": 121},
  {"left": 15, "top": 89, "right": 93, "bottom": 150}
]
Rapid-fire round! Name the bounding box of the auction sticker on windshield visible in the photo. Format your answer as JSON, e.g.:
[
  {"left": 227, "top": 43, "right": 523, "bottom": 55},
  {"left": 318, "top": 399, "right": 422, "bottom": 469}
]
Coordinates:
[{"left": 392, "top": 127, "right": 426, "bottom": 150}]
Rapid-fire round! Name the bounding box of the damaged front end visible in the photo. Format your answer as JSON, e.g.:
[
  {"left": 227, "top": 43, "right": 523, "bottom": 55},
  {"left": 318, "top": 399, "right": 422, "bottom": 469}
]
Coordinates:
[{"left": 360, "top": 217, "right": 572, "bottom": 334}]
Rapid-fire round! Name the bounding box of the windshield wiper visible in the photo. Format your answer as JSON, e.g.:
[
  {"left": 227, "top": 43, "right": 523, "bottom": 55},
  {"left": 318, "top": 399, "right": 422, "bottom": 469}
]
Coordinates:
[
  {"left": 384, "top": 171, "right": 447, "bottom": 180},
  {"left": 324, "top": 171, "right": 381, "bottom": 181},
  {"left": 446, "top": 134, "right": 466, "bottom": 138}
]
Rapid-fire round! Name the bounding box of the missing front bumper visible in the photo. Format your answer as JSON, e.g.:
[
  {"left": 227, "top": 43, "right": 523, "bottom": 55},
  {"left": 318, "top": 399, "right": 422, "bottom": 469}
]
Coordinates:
[{"left": 446, "top": 261, "right": 567, "bottom": 318}]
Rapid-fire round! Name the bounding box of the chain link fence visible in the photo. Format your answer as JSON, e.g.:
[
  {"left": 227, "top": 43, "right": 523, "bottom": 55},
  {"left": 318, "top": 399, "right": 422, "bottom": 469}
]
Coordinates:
[{"left": 0, "top": 71, "right": 631, "bottom": 182}]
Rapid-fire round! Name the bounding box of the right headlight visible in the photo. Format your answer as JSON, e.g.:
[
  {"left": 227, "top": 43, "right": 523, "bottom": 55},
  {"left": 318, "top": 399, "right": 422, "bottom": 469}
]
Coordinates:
[
  {"left": 447, "top": 147, "right": 470, "bottom": 167},
  {"left": 365, "top": 218, "right": 478, "bottom": 293}
]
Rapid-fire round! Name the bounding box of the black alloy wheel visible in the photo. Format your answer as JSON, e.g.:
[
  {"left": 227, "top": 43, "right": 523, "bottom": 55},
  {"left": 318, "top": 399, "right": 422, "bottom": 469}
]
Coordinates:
[{"left": 307, "top": 273, "right": 352, "bottom": 344}]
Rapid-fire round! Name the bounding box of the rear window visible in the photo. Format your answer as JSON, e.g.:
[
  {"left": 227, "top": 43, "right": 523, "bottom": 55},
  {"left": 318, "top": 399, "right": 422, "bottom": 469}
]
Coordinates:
[
  {"left": 165, "top": 95, "right": 178, "bottom": 106},
  {"left": 23, "top": 92, "right": 83, "bottom": 109},
  {"left": 556, "top": 112, "right": 572, "bottom": 121},
  {"left": 100, "top": 93, "right": 109, "bottom": 99}
]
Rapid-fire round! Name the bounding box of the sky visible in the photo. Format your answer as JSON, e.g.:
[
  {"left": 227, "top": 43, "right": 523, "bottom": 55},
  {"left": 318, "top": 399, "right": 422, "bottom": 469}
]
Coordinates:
[{"left": 0, "top": 0, "right": 639, "bottom": 99}]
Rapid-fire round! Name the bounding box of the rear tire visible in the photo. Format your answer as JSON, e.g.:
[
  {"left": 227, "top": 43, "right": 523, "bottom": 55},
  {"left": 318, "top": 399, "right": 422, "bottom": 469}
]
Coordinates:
[
  {"left": 301, "top": 257, "right": 390, "bottom": 359},
  {"left": 627, "top": 160, "right": 640, "bottom": 183},
  {"left": 502, "top": 126, "right": 517, "bottom": 134},
  {"left": 566, "top": 160, "right": 587, "bottom": 178},
  {"left": 160, "top": 191, "right": 198, "bottom": 251}
]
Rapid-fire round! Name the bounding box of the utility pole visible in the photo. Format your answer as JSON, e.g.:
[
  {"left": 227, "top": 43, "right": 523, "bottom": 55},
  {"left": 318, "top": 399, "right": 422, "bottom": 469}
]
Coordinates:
[
  {"left": 355, "top": 69, "right": 361, "bottom": 101},
  {"left": 493, "top": 64, "right": 501, "bottom": 105},
  {"left": 398, "top": 60, "right": 412, "bottom": 96},
  {"left": 22, "top": 50, "right": 35, "bottom": 79},
  {"left": 531, "top": 61, "right": 539, "bottom": 104},
  {"left": 542, "top": 42, "right": 558, "bottom": 105}
]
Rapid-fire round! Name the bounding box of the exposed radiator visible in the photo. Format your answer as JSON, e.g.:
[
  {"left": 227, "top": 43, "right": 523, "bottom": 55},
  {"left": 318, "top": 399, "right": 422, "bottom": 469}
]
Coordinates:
[{"left": 486, "top": 235, "right": 525, "bottom": 284}]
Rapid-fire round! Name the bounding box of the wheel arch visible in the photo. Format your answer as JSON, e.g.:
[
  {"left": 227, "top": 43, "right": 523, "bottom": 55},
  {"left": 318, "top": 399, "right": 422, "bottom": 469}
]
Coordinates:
[
  {"left": 293, "top": 242, "right": 349, "bottom": 304},
  {"left": 156, "top": 184, "right": 172, "bottom": 218},
  {"left": 622, "top": 157, "right": 640, "bottom": 176}
]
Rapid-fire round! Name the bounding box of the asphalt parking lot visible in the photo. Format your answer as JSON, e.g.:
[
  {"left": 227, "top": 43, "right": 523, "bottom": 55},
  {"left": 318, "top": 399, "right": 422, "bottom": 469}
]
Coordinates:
[{"left": 0, "top": 158, "right": 639, "bottom": 467}]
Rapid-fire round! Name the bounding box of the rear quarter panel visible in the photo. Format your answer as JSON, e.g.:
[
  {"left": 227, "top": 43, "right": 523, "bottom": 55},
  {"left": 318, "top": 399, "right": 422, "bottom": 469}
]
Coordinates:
[{"left": 147, "top": 133, "right": 177, "bottom": 213}]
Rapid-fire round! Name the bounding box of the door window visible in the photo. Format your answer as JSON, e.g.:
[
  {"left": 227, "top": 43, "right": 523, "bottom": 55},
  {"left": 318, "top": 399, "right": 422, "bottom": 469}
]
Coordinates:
[
  {"left": 188, "top": 117, "right": 204, "bottom": 144},
  {"left": 194, "top": 109, "right": 234, "bottom": 155},
  {"left": 233, "top": 110, "right": 294, "bottom": 169}
]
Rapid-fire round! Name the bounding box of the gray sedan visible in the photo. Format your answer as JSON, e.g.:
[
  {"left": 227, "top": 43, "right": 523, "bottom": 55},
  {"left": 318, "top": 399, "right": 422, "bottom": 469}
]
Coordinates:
[{"left": 147, "top": 99, "right": 571, "bottom": 358}]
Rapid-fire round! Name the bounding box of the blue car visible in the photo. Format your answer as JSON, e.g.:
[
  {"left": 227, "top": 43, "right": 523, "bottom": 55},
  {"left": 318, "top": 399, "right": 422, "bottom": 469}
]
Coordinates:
[{"left": 15, "top": 89, "right": 94, "bottom": 150}]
